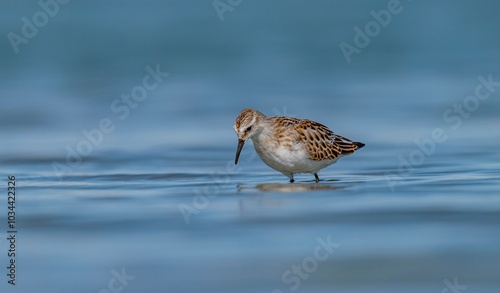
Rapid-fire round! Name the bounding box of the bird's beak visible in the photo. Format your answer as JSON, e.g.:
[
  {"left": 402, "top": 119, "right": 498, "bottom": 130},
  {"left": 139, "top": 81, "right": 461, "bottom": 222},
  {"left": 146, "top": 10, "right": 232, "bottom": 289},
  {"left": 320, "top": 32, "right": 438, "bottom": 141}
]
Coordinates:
[{"left": 235, "top": 139, "right": 245, "bottom": 164}]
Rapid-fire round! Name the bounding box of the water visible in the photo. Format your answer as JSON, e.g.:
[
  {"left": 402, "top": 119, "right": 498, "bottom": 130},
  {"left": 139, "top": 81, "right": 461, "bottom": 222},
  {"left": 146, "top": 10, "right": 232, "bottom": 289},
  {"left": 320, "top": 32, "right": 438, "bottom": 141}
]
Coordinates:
[{"left": 1, "top": 1, "right": 500, "bottom": 292}]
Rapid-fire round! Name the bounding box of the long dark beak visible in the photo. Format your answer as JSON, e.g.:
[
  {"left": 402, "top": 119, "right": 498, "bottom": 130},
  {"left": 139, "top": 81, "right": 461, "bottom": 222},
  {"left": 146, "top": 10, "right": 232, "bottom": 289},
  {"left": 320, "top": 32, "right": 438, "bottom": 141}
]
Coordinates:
[{"left": 235, "top": 139, "right": 245, "bottom": 164}]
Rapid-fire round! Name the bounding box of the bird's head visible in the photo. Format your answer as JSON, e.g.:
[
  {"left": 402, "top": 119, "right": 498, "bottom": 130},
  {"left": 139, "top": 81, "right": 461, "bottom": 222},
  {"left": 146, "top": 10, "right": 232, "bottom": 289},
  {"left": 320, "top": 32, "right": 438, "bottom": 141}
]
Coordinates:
[{"left": 233, "top": 108, "right": 264, "bottom": 164}]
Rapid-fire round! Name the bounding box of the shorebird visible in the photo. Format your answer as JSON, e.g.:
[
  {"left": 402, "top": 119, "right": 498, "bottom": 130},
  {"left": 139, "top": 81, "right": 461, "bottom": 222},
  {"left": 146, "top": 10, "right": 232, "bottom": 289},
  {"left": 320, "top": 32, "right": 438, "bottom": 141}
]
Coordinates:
[{"left": 233, "top": 108, "right": 364, "bottom": 183}]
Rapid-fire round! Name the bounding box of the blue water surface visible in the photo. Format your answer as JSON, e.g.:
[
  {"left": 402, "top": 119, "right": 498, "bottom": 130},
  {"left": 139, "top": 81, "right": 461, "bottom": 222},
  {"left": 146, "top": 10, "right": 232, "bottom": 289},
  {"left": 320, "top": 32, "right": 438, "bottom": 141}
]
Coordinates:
[{"left": 1, "top": 1, "right": 500, "bottom": 292}]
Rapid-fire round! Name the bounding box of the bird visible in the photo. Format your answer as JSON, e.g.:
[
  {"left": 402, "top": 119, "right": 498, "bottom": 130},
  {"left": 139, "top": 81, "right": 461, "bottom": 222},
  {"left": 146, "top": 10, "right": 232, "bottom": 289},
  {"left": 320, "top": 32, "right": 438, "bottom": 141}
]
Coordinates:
[{"left": 233, "top": 108, "right": 365, "bottom": 183}]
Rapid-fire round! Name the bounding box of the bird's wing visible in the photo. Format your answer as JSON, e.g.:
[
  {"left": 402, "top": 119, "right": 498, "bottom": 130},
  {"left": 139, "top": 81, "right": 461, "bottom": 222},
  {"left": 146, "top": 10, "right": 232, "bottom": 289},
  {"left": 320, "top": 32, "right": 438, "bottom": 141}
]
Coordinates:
[{"left": 295, "top": 120, "right": 361, "bottom": 161}]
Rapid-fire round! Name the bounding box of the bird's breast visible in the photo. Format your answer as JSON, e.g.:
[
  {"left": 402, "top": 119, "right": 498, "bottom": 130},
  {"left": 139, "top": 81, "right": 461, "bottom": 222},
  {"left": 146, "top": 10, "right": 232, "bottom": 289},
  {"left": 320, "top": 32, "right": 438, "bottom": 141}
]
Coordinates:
[{"left": 251, "top": 135, "right": 326, "bottom": 173}]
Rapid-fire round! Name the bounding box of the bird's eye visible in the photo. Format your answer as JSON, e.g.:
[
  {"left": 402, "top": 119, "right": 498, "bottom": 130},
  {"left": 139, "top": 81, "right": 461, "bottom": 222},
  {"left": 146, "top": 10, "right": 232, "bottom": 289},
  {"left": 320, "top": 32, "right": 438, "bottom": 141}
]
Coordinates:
[{"left": 245, "top": 126, "right": 252, "bottom": 132}]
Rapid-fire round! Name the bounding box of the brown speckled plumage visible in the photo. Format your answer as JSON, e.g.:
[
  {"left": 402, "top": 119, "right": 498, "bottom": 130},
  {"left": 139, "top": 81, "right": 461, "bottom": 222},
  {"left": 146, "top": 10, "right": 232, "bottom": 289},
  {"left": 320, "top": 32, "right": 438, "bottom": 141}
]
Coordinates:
[{"left": 269, "top": 117, "right": 363, "bottom": 161}]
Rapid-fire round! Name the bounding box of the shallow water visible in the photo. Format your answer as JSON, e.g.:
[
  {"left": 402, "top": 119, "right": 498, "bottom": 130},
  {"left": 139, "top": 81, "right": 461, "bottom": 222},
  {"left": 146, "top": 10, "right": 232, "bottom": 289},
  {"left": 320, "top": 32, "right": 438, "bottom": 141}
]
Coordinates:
[
  {"left": 1, "top": 1, "right": 500, "bottom": 292},
  {"left": 3, "top": 141, "right": 500, "bottom": 292}
]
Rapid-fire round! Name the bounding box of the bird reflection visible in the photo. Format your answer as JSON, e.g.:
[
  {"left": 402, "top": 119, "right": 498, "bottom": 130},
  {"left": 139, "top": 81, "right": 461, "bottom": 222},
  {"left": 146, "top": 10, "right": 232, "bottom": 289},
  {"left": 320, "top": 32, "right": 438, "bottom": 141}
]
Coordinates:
[{"left": 255, "top": 182, "right": 338, "bottom": 192}]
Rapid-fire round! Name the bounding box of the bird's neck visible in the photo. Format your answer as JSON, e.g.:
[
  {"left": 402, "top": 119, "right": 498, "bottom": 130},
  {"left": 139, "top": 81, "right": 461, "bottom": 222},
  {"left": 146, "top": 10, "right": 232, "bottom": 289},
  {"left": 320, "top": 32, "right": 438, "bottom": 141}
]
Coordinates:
[{"left": 250, "top": 119, "right": 276, "bottom": 149}]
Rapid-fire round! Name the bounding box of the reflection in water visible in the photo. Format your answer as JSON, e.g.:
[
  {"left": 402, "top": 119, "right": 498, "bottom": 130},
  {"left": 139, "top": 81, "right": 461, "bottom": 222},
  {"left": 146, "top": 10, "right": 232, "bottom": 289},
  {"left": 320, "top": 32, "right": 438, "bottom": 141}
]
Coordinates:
[
  {"left": 238, "top": 182, "right": 339, "bottom": 219},
  {"left": 255, "top": 182, "right": 339, "bottom": 192}
]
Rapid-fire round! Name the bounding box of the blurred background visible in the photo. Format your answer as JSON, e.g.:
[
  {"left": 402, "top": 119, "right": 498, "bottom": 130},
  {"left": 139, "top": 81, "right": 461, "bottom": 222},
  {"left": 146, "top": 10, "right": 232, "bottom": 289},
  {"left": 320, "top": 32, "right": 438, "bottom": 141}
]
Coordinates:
[{"left": 1, "top": 0, "right": 500, "bottom": 292}]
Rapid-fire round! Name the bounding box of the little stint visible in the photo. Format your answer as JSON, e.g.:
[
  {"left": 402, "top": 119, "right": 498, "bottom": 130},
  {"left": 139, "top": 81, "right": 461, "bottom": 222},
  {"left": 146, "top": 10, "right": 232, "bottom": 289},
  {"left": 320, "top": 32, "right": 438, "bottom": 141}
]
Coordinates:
[{"left": 233, "top": 108, "right": 365, "bottom": 183}]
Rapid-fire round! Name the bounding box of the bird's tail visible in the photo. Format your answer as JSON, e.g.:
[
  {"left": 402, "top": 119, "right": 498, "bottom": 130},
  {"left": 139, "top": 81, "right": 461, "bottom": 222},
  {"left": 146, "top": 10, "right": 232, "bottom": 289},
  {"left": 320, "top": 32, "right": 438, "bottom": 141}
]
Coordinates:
[
  {"left": 333, "top": 134, "right": 365, "bottom": 155},
  {"left": 354, "top": 142, "right": 365, "bottom": 149}
]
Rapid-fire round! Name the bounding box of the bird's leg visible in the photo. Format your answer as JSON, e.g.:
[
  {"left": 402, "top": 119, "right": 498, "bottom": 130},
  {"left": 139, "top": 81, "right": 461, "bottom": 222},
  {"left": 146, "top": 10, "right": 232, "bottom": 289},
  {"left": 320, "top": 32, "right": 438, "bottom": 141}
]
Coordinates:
[
  {"left": 314, "top": 173, "right": 320, "bottom": 183},
  {"left": 289, "top": 174, "right": 295, "bottom": 183}
]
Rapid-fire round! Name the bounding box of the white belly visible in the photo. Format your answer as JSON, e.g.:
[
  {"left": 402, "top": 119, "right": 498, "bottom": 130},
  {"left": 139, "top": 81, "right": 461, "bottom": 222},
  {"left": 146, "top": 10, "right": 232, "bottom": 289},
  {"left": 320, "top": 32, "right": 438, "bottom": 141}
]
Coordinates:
[{"left": 252, "top": 139, "right": 338, "bottom": 174}]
